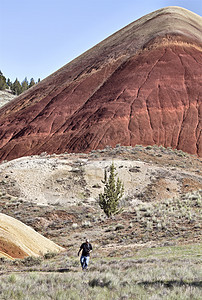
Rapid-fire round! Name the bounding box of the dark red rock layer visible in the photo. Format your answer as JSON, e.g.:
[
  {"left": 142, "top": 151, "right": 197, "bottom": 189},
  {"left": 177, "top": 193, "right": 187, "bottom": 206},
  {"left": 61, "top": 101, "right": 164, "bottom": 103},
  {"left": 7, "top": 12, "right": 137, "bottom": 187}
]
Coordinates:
[{"left": 0, "top": 7, "right": 201, "bottom": 160}]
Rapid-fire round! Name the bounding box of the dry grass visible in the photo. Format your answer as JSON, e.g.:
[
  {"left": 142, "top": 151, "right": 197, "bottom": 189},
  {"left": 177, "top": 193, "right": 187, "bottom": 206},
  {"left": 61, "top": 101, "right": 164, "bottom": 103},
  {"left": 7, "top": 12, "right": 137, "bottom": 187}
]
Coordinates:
[
  {"left": 0, "top": 244, "right": 201, "bottom": 299},
  {"left": 0, "top": 145, "right": 201, "bottom": 298}
]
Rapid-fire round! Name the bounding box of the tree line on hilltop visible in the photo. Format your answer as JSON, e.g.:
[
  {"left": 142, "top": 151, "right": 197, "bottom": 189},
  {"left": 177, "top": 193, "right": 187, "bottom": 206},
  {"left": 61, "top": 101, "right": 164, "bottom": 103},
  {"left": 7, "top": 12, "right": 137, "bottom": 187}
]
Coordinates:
[{"left": 0, "top": 70, "right": 40, "bottom": 95}]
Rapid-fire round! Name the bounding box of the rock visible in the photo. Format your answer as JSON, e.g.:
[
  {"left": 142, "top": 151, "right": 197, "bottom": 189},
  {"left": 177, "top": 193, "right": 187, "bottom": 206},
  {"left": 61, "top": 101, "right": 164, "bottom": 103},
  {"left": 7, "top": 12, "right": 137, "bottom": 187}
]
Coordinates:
[
  {"left": 0, "top": 7, "right": 201, "bottom": 161},
  {"left": 0, "top": 90, "right": 16, "bottom": 108},
  {"left": 0, "top": 213, "right": 65, "bottom": 259}
]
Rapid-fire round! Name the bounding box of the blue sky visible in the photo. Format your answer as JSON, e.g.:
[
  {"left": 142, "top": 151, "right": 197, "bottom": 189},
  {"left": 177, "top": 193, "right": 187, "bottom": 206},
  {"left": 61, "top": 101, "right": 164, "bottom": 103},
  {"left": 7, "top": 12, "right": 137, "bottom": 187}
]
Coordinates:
[{"left": 1, "top": 0, "right": 202, "bottom": 82}]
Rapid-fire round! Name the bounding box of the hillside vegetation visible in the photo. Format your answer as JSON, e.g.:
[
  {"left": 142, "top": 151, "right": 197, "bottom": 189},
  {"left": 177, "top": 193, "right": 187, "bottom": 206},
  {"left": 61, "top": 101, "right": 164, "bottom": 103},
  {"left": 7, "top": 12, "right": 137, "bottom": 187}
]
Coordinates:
[
  {"left": 0, "top": 70, "right": 39, "bottom": 95},
  {"left": 0, "top": 145, "right": 201, "bottom": 298}
]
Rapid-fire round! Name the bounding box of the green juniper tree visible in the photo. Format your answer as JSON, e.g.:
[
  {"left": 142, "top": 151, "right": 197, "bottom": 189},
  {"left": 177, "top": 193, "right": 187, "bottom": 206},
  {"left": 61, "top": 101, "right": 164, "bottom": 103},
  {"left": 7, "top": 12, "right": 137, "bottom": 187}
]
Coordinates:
[
  {"left": 0, "top": 71, "right": 7, "bottom": 90},
  {"left": 12, "top": 78, "right": 22, "bottom": 95},
  {"left": 0, "top": 71, "right": 38, "bottom": 95},
  {"left": 6, "top": 78, "right": 12, "bottom": 89},
  {"left": 99, "top": 162, "right": 124, "bottom": 217},
  {"left": 21, "top": 77, "right": 29, "bottom": 92},
  {"left": 29, "top": 78, "right": 35, "bottom": 88}
]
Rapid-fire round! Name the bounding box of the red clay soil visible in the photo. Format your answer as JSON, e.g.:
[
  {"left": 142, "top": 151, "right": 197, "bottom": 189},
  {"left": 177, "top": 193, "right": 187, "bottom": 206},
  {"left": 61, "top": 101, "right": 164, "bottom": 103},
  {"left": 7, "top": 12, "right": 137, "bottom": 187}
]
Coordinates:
[
  {"left": 0, "top": 7, "right": 201, "bottom": 161},
  {"left": 0, "top": 237, "right": 28, "bottom": 259}
]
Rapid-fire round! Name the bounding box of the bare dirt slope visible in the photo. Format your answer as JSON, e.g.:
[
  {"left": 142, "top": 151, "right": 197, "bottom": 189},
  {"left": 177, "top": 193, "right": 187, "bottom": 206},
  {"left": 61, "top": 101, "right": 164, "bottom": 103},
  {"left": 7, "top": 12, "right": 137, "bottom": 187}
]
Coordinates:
[
  {"left": 0, "top": 145, "right": 201, "bottom": 257},
  {"left": 0, "top": 213, "right": 65, "bottom": 259},
  {"left": 0, "top": 146, "right": 201, "bottom": 207},
  {"left": 0, "top": 7, "right": 201, "bottom": 162}
]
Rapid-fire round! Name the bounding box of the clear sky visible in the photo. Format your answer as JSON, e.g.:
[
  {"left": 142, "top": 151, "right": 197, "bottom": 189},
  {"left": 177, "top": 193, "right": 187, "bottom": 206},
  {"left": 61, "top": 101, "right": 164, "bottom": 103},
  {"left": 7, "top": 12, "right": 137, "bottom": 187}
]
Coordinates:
[{"left": 1, "top": 0, "right": 202, "bottom": 82}]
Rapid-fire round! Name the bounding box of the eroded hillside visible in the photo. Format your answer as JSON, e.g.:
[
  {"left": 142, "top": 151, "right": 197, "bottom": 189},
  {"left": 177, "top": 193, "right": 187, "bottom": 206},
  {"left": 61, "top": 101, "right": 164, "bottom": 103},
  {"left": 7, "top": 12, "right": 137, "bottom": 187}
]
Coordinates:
[
  {"left": 0, "top": 145, "right": 201, "bottom": 256},
  {"left": 0, "top": 7, "right": 201, "bottom": 161}
]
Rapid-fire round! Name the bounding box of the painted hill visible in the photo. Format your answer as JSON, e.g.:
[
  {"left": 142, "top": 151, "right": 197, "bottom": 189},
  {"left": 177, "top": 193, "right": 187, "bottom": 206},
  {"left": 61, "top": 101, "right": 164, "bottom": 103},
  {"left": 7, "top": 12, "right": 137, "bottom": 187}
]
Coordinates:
[
  {"left": 0, "top": 6, "right": 201, "bottom": 161},
  {"left": 0, "top": 213, "right": 65, "bottom": 259},
  {"left": 0, "top": 90, "right": 16, "bottom": 108}
]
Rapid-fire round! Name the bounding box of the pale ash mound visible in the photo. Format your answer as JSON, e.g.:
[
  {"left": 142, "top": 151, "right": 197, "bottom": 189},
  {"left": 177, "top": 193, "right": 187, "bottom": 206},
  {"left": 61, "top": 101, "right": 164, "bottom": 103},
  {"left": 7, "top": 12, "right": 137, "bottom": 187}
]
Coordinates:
[
  {"left": 0, "top": 150, "right": 201, "bottom": 207},
  {"left": 0, "top": 213, "right": 65, "bottom": 259},
  {"left": 0, "top": 90, "right": 16, "bottom": 108}
]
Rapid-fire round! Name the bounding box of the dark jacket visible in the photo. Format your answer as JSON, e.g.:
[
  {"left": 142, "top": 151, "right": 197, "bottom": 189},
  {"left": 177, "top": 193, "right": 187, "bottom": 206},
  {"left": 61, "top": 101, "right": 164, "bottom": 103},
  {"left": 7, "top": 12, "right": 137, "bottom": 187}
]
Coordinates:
[{"left": 79, "top": 242, "right": 92, "bottom": 257}]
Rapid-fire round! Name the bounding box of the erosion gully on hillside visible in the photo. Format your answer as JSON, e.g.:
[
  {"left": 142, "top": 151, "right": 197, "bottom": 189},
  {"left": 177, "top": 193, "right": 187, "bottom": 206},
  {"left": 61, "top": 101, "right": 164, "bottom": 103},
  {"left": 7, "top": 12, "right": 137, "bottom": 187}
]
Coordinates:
[{"left": 0, "top": 7, "right": 201, "bottom": 162}]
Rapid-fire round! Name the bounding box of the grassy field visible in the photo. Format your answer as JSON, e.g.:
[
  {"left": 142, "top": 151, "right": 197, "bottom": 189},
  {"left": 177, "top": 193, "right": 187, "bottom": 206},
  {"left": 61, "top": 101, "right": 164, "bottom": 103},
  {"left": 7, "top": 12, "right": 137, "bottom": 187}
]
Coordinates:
[{"left": 0, "top": 244, "right": 201, "bottom": 300}]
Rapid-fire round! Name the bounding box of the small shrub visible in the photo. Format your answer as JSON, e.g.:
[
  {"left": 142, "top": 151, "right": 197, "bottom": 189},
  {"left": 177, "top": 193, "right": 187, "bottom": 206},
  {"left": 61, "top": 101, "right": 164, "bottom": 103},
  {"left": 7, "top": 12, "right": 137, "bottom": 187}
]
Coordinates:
[
  {"left": 115, "top": 224, "right": 125, "bottom": 231},
  {"left": 92, "top": 184, "right": 101, "bottom": 188},
  {"left": 105, "top": 226, "right": 114, "bottom": 232},
  {"left": 89, "top": 277, "right": 112, "bottom": 288},
  {"left": 21, "top": 256, "right": 42, "bottom": 266},
  {"left": 8, "top": 274, "right": 16, "bottom": 283},
  {"left": 44, "top": 252, "right": 57, "bottom": 259},
  {"left": 0, "top": 257, "right": 8, "bottom": 263}
]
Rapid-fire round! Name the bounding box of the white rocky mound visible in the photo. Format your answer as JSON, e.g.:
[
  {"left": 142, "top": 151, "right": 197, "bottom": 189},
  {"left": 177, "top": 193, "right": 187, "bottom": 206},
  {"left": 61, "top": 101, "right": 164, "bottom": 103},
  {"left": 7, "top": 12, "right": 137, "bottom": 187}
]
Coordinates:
[
  {"left": 0, "top": 213, "right": 65, "bottom": 259},
  {"left": 0, "top": 90, "right": 16, "bottom": 108}
]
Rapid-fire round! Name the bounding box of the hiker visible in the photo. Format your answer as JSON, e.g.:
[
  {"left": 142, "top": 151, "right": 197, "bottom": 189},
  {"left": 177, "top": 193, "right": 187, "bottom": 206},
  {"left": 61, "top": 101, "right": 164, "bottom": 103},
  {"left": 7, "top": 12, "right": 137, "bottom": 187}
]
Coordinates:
[{"left": 78, "top": 238, "right": 93, "bottom": 270}]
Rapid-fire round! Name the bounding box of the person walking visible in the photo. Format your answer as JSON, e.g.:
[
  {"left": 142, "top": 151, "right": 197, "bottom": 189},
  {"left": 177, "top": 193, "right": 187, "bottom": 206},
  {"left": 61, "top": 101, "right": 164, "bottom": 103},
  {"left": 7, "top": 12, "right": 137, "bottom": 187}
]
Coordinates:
[{"left": 78, "top": 238, "right": 92, "bottom": 270}]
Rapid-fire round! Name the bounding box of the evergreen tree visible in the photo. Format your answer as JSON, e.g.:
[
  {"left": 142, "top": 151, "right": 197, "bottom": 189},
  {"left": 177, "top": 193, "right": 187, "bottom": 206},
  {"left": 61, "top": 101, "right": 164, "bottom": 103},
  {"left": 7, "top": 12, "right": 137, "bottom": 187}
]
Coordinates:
[
  {"left": 99, "top": 163, "right": 124, "bottom": 217},
  {"left": 0, "top": 71, "right": 7, "bottom": 90},
  {"left": 29, "top": 78, "right": 35, "bottom": 88},
  {"left": 0, "top": 71, "right": 38, "bottom": 95},
  {"left": 12, "top": 78, "right": 22, "bottom": 95},
  {"left": 21, "top": 77, "right": 29, "bottom": 92},
  {"left": 6, "top": 78, "right": 12, "bottom": 89}
]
